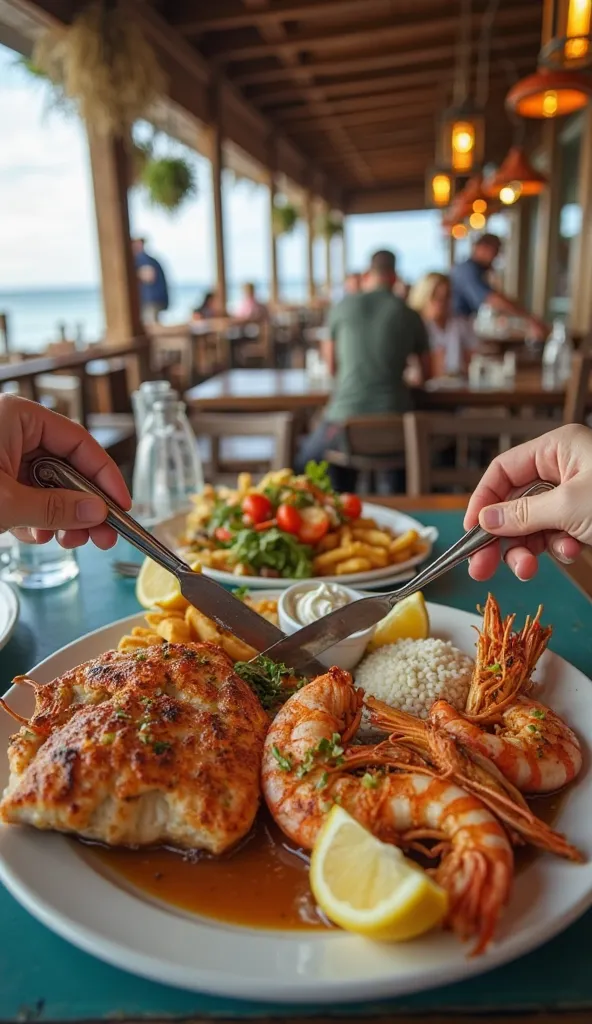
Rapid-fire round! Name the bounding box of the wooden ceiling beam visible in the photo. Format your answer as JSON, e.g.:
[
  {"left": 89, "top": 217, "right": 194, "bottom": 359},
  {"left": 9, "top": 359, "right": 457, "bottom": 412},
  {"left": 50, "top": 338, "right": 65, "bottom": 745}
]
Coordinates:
[
  {"left": 344, "top": 186, "right": 427, "bottom": 214},
  {"left": 287, "top": 107, "right": 438, "bottom": 132},
  {"left": 253, "top": 57, "right": 533, "bottom": 108},
  {"left": 174, "top": 0, "right": 393, "bottom": 35},
  {"left": 278, "top": 89, "right": 443, "bottom": 121},
  {"left": 232, "top": 30, "right": 540, "bottom": 86},
  {"left": 210, "top": 5, "right": 541, "bottom": 62}
]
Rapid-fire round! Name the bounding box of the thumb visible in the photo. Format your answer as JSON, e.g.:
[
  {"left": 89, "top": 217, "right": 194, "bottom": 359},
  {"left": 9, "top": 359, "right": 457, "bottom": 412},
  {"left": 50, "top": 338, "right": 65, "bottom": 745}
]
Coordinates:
[
  {"left": 4, "top": 479, "right": 107, "bottom": 532},
  {"left": 479, "top": 489, "right": 564, "bottom": 537}
]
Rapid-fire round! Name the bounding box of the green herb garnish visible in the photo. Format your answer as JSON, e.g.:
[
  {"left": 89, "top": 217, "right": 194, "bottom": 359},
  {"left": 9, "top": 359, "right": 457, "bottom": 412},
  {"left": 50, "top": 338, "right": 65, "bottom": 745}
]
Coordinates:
[
  {"left": 316, "top": 771, "right": 329, "bottom": 790},
  {"left": 101, "top": 732, "right": 116, "bottom": 745},
  {"left": 486, "top": 662, "right": 502, "bottom": 673},
  {"left": 304, "top": 460, "right": 334, "bottom": 495},
  {"left": 362, "top": 772, "right": 378, "bottom": 789},
  {"left": 234, "top": 655, "right": 305, "bottom": 711},
  {"left": 230, "top": 527, "right": 312, "bottom": 579},
  {"left": 271, "top": 745, "right": 292, "bottom": 772},
  {"left": 115, "top": 709, "right": 131, "bottom": 720},
  {"left": 233, "top": 585, "right": 250, "bottom": 600},
  {"left": 153, "top": 741, "right": 172, "bottom": 755},
  {"left": 531, "top": 708, "right": 546, "bottom": 720},
  {"left": 135, "top": 652, "right": 147, "bottom": 662}
]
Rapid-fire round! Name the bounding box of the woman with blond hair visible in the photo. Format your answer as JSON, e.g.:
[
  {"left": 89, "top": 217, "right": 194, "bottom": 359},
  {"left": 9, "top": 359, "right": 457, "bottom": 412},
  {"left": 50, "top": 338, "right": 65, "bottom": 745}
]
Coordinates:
[{"left": 408, "top": 271, "right": 475, "bottom": 376}]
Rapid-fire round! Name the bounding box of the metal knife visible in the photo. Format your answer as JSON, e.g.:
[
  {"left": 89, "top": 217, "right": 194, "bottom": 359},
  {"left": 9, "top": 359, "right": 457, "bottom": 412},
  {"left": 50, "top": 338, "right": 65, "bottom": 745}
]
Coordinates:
[
  {"left": 30, "top": 456, "right": 326, "bottom": 676},
  {"left": 257, "top": 480, "right": 556, "bottom": 668}
]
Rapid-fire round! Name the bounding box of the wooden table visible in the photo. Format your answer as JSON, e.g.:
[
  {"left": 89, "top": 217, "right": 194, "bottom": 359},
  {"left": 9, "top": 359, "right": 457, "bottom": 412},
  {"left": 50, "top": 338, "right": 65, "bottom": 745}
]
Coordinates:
[
  {"left": 185, "top": 368, "right": 330, "bottom": 412},
  {"left": 184, "top": 368, "right": 569, "bottom": 416}
]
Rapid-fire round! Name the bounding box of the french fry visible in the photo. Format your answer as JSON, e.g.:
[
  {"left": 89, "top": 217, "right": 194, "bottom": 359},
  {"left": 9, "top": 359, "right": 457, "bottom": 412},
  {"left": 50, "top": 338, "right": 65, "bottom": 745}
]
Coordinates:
[
  {"left": 118, "top": 635, "right": 160, "bottom": 652},
  {"left": 237, "top": 472, "right": 252, "bottom": 497},
  {"left": 355, "top": 544, "right": 389, "bottom": 568},
  {"left": 392, "top": 548, "right": 415, "bottom": 564},
  {"left": 156, "top": 618, "right": 193, "bottom": 643},
  {"left": 218, "top": 632, "right": 258, "bottom": 662},
  {"left": 232, "top": 562, "right": 254, "bottom": 576},
  {"left": 185, "top": 605, "right": 221, "bottom": 644},
  {"left": 351, "top": 517, "right": 380, "bottom": 529},
  {"left": 315, "top": 531, "right": 340, "bottom": 554},
  {"left": 335, "top": 557, "right": 373, "bottom": 575},
  {"left": 210, "top": 549, "right": 233, "bottom": 568},
  {"left": 389, "top": 529, "right": 419, "bottom": 555},
  {"left": 145, "top": 611, "right": 184, "bottom": 627},
  {"left": 340, "top": 525, "right": 352, "bottom": 546},
  {"left": 313, "top": 544, "right": 357, "bottom": 572},
  {"left": 351, "top": 528, "right": 392, "bottom": 548}
]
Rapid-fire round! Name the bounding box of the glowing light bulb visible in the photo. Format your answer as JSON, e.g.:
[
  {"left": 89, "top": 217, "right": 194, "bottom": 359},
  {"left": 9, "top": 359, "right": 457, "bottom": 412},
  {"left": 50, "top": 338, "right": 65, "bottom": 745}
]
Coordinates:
[
  {"left": 542, "top": 90, "right": 559, "bottom": 116},
  {"left": 451, "top": 121, "right": 476, "bottom": 171},
  {"left": 469, "top": 212, "right": 486, "bottom": 230},
  {"left": 499, "top": 180, "right": 523, "bottom": 205},
  {"left": 472, "top": 199, "right": 487, "bottom": 214},
  {"left": 451, "top": 223, "right": 468, "bottom": 239},
  {"left": 432, "top": 173, "right": 451, "bottom": 206},
  {"left": 565, "top": 0, "right": 591, "bottom": 61}
]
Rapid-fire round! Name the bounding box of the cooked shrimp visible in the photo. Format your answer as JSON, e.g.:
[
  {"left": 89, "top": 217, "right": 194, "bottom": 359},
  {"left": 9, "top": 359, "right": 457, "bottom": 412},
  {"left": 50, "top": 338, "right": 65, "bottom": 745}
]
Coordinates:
[
  {"left": 367, "top": 697, "right": 583, "bottom": 862},
  {"left": 433, "top": 595, "right": 582, "bottom": 795},
  {"left": 262, "top": 667, "right": 513, "bottom": 954},
  {"left": 432, "top": 697, "right": 582, "bottom": 795}
]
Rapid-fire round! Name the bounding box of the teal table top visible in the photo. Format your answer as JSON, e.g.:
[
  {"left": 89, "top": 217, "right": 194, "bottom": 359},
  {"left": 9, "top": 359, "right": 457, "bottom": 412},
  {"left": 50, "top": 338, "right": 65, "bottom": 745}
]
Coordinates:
[{"left": 1, "top": 510, "right": 592, "bottom": 1021}]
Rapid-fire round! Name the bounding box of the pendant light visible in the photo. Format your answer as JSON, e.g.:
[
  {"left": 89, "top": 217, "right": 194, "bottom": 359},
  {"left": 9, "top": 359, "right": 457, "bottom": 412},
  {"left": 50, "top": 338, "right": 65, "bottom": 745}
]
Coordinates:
[
  {"left": 484, "top": 145, "right": 548, "bottom": 203},
  {"left": 506, "top": 0, "right": 592, "bottom": 118},
  {"left": 438, "top": 0, "right": 485, "bottom": 175},
  {"left": 426, "top": 168, "right": 453, "bottom": 207}
]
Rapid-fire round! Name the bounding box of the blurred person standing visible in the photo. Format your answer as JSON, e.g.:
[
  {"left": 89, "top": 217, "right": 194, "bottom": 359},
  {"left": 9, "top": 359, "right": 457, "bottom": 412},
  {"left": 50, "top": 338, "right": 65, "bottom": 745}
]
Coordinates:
[
  {"left": 295, "top": 250, "right": 431, "bottom": 486},
  {"left": 344, "top": 272, "right": 362, "bottom": 295},
  {"left": 132, "top": 238, "right": 169, "bottom": 324},
  {"left": 451, "top": 233, "right": 547, "bottom": 339},
  {"left": 236, "top": 282, "right": 267, "bottom": 321},
  {"left": 409, "top": 271, "right": 475, "bottom": 376}
]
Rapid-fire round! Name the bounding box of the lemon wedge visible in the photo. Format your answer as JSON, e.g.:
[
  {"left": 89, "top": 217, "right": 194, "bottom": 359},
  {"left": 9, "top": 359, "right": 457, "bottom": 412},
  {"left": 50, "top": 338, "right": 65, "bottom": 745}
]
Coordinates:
[
  {"left": 366, "top": 591, "right": 429, "bottom": 651},
  {"left": 310, "top": 806, "right": 447, "bottom": 941},
  {"left": 135, "top": 557, "right": 189, "bottom": 611}
]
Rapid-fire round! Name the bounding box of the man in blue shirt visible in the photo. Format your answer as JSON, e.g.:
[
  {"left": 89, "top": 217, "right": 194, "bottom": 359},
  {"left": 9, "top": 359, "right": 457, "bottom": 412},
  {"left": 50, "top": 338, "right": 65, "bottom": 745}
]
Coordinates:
[
  {"left": 451, "top": 233, "right": 547, "bottom": 338},
  {"left": 132, "top": 238, "right": 169, "bottom": 323}
]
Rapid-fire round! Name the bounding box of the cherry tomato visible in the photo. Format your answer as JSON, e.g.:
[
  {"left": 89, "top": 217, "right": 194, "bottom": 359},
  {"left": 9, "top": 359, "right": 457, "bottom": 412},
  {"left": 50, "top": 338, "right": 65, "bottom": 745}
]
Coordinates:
[
  {"left": 340, "top": 493, "right": 362, "bottom": 520},
  {"left": 276, "top": 503, "right": 302, "bottom": 535},
  {"left": 298, "top": 507, "right": 330, "bottom": 545},
  {"left": 214, "top": 527, "right": 233, "bottom": 543},
  {"left": 241, "top": 493, "right": 273, "bottom": 525}
]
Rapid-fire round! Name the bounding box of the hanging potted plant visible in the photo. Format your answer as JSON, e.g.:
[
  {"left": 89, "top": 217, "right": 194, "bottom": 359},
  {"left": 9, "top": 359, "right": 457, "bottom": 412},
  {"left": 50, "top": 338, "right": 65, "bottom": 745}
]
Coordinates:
[
  {"left": 140, "top": 155, "right": 197, "bottom": 212},
  {"left": 272, "top": 197, "right": 300, "bottom": 236},
  {"left": 316, "top": 210, "right": 344, "bottom": 240},
  {"left": 31, "top": 0, "right": 167, "bottom": 136}
]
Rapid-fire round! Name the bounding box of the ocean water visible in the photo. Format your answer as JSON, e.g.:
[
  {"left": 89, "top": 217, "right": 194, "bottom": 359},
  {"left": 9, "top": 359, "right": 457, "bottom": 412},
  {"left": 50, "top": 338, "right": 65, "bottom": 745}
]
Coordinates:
[{"left": 0, "top": 281, "right": 309, "bottom": 353}]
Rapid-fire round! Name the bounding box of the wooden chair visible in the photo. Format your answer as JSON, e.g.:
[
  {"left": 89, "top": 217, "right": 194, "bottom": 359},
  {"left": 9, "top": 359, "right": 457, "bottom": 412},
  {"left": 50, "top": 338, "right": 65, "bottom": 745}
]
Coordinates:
[
  {"left": 189, "top": 411, "right": 294, "bottom": 485},
  {"left": 563, "top": 349, "right": 592, "bottom": 425},
  {"left": 325, "top": 414, "right": 406, "bottom": 492},
  {"left": 403, "top": 412, "right": 560, "bottom": 495}
]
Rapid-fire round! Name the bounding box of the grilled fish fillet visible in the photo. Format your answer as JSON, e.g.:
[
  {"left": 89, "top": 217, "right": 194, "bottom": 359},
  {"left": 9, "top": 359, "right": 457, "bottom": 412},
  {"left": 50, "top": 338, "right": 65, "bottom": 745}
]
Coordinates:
[{"left": 0, "top": 642, "right": 268, "bottom": 853}]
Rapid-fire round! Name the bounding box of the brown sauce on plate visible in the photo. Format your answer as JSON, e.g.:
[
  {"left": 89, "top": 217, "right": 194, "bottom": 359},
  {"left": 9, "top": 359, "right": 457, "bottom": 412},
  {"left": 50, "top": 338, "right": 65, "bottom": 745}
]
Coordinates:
[
  {"left": 79, "top": 810, "right": 329, "bottom": 931},
  {"left": 78, "top": 792, "right": 566, "bottom": 929}
]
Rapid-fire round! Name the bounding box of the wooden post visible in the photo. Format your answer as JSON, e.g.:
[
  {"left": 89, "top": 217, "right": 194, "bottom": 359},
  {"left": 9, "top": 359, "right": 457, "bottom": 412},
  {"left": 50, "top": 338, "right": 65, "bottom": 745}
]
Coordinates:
[
  {"left": 505, "top": 200, "right": 533, "bottom": 305},
  {"left": 531, "top": 120, "right": 561, "bottom": 321},
  {"left": 447, "top": 234, "right": 456, "bottom": 270},
  {"left": 269, "top": 172, "right": 279, "bottom": 306},
  {"left": 87, "top": 130, "right": 142, "bottom": 345},
  {"left": 341, "top": 221, "right": 348, "bottom": 281},
  {"left": 210, "top": 118, "right": 227, "bottom": 314},
  {"left": 325, "top": 233, "right": 332, "bottom": 298},
  {"left": 569, "top": 106, "right": 592, "bottom": 336},
  {"left": 305, "top": 191, "right": 316, "bottom": 302}
]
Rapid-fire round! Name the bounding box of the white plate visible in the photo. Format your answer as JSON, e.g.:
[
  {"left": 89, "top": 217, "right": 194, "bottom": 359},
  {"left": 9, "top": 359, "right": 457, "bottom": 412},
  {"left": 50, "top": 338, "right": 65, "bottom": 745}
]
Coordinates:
[
  {"left": 0, "top": 602, "right": 591, "bottom": 1003},
  {"left": 0, "top": 580, "right": 19, "bottom": 652},
  {"left": 152, "top": 502, "right": 438, "bottom": 590}
]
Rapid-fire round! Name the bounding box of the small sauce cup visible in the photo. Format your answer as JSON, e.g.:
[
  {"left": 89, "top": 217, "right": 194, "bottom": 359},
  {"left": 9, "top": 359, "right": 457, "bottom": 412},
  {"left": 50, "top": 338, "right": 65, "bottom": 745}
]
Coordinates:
[{"left": 278, "top": 581, "right": 375, "bottom": 673}]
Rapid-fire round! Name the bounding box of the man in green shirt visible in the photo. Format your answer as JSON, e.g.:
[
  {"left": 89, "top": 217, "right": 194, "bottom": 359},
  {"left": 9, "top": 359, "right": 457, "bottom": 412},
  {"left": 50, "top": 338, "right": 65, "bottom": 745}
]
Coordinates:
[{"left": 296, "top": 250, "right": 431, "bottom": 488}]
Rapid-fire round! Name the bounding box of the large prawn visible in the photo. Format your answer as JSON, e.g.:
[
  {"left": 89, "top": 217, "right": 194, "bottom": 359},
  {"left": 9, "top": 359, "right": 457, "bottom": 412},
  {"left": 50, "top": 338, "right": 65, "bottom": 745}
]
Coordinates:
[
  {"left": 433, "top": 595, "right": 582, "bottom": 794},
  {"left": 262, "top": 667, "right": 514, "bottom": 955}
]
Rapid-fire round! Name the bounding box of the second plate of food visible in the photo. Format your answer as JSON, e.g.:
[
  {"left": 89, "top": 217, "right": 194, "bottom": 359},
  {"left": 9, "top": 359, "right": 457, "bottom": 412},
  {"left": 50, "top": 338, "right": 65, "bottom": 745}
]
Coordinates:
[{"left": 152, "top": 502, "right": 437, "bottom": 590}]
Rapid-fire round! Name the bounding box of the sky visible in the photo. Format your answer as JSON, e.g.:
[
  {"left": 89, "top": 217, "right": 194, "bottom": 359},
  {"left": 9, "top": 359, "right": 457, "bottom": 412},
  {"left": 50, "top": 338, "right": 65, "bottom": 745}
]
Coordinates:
[{"left": 0, "top": 41, "right": 453, "bottom": 291}]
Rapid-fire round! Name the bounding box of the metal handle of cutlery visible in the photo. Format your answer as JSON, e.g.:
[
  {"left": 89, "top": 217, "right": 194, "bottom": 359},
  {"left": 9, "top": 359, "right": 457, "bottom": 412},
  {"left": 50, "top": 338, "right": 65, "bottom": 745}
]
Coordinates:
[
  {"left": 31, "top": 456, "right": 191, "bottom": 577},
  {"left": 386, "top": 479, "right": 556, "bottom": 607}
]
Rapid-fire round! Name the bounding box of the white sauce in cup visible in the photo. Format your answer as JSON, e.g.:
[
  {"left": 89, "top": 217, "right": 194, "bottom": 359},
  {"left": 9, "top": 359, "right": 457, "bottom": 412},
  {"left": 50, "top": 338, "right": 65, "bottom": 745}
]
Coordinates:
[{"left": 293, "top": 583, "right": 351, "bottom": 626}]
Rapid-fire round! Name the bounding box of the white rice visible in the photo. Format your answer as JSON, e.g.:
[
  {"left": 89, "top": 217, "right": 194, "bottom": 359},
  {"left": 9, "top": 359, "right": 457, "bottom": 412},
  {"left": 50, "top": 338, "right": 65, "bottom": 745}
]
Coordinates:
[{"left": 356, "top": 637, "right": 474, "bottom": 721}]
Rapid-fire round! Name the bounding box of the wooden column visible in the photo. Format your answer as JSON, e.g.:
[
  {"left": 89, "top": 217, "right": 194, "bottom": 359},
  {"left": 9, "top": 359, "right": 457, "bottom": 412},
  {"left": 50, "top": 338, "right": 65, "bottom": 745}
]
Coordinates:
[
  {"left": 504, "top": 200, "right": 533, "bottom": 305},
  {"left": 210, "top": 117, "right": 227, "bottom": 315},
  {"left": 570, "top": 106, "right": 592, "bottom": 336},
  {"left": 325, "top": 234, "right": 332, "bottom": 297},
  {"left": 269, "top": 172, "right": 279, "bottom": 306},
  {"left": 305, "top": 191, "right": 316, "bottom": 302},
  {"left": 341, "top": 222, "right": 348, "bottom": 281},
  {"left": 87, "top": 130, "right": 142, "bottom": 345},
  {"left": 531, "top": 120, "right": 561, "bottom": 321}
]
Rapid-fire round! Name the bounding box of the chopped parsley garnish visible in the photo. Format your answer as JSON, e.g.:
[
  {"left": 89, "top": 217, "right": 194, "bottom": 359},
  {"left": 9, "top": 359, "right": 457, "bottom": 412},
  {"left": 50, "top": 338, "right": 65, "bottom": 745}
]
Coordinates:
[
  {"left": 101, "top": 732, "right": 116, "bottom": 745},
  {"left": 531, "top": 708, "right": 546, "bottom": 720},
  {"left": 115, "top": 709, "right": 131, "bottom": 720},
  {"left": 294, "top": 732, "right": 345, "bottom": 778},
  {"left": 271, "top": 745, "right": 292, "bottom": 772},
  {"left": 486, "top": 662, "right": 502, "bottom": 673},
  {"left": 233, "top": 585, "right": 250, "bottom": 600},
  {"left": 139, "top": 732, "right": 152, "bottom": 745},
  {"left": 135, "top": 652, "right": 147, "bottom": 662},
  {"left": 316, "top": 771, "right": 329, "bottom": 790},
  {"left": 153, "top": 741, "right": 172, "bottom": 755},
  {"left": 527, "top": 724, "right": 538, "bottom": 733},
  {"left": 362, "top": 773, "right": 379, "bottom": 789},
  {"left": 234, "top": 655, "right": 305, "bottom": 711}
]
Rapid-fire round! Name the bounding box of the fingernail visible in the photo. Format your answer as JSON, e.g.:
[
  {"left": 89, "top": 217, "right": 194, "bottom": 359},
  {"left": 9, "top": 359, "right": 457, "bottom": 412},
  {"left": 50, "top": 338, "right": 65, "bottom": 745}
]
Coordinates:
[
  {"left": 551, "top": 539, "right": 575, "bottom": 564},
  {"left": 76, "top": 498, "right": 105, "bottom": 523},
  {"left": 481, "top": 506, "right": 504, "bottom": 529}
]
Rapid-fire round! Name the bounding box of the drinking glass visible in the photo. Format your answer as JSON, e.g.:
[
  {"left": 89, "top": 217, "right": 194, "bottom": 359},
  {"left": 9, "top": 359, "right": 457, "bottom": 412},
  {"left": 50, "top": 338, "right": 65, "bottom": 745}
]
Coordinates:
[
  {"left": 131, "top": 380, "right": 173, "bottom": 436},
  {"left": 4, "top": 536, "right": 79, "bottom": 589}
]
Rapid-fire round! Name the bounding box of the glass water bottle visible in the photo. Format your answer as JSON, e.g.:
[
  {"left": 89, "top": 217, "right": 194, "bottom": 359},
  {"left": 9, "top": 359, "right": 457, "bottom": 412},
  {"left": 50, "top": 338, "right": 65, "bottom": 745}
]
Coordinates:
[{"left": 132, "top": 397, "right": 204, "bottom": 526}]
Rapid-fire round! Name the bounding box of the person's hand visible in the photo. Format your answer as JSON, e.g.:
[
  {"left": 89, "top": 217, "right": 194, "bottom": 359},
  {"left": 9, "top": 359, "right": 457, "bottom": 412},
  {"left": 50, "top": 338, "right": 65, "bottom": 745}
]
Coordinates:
[
  {"left": 0, "top": 394, "right": 131, "bottom": 549},
  {"left": 464, "top": 423, "right": 592, "bottom": 581}
]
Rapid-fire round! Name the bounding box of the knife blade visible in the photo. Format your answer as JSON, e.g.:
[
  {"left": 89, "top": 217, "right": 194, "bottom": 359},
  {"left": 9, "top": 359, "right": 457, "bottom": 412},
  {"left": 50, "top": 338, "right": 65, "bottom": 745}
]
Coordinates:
[{"left": 30, "top": 456, "right": 327, "bottom": 677}]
